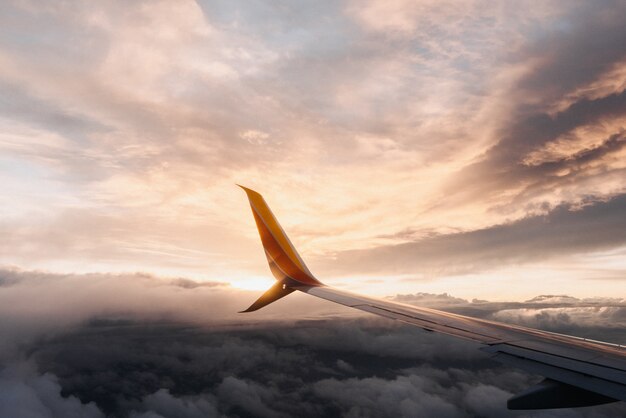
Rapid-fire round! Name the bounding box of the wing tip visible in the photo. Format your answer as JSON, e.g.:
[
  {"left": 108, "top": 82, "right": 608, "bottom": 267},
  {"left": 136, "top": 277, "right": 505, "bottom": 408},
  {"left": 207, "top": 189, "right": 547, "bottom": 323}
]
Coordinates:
[
  {"left": 238, "top": 280, "right": 296, "bottom": 313},
  {"left": 238, "top": 305, "right": 259, "bottom": 314},
  {"left": 236, "top": 184, "right": 261, "bottom": 199}
]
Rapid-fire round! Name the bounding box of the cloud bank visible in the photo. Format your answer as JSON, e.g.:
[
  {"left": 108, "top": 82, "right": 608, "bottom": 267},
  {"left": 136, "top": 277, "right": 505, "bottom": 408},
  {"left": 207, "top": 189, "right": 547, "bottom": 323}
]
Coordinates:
[
  {"left": 1, "top": 269, "right": 625, "bottom": 417},
  {"left": 323, "top": 194, "right": 626, "bottom": 277}
]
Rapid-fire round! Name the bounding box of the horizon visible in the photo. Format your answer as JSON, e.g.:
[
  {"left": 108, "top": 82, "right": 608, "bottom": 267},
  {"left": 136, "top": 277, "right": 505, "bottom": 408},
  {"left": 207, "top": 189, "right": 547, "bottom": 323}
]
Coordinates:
[{"left": 1, "top": 1, "right": 625, "bottom": 417}]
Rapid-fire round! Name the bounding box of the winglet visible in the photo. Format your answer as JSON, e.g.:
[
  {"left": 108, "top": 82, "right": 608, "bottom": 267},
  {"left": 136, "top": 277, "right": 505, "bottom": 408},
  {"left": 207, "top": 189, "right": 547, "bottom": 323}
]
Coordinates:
[
  {"left": 238, "top": 280, "right": 295, "bottom": 313},
  {"left": 239, "top": 185, "right": 322, "bottom": 312}
]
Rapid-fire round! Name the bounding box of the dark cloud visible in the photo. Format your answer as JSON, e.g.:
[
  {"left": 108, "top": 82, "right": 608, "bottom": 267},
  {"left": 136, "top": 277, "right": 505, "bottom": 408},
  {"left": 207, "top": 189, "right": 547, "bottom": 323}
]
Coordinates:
[
  {"left": 323, "top": 194, "right": 626, "bottom": 276},
  {"left": 0, "top": 81, "right": 109, "bottom": 142},
  {"left": 454, "top": 94, "right": 626, "bottom": 205},
  {"left": 21, "top": 318, "right": 626, "bottom": 418},
  {"left": 515, "top": 0, "right": 626, "bottom": 100},
  {"left": 499, "top": 93, "right": 624, "bottom": 172},
  {"left": 444, "top": 1, "right": 626, "bottom": 212},
  {"left": 0, "top": 269, "right": 625, "bottom": 417},
  {"left": 0, "top": 362, "right": 104, "bottom": 418},
  {"left": 0, "top": 5, "right": 625, "bottom": 416}
]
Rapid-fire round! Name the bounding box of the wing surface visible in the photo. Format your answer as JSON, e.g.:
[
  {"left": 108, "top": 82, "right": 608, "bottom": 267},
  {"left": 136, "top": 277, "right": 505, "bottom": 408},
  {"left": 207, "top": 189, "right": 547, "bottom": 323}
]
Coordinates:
[
  {"left": 300, "top": 285, "right": 626, "bottom": 407},
  {"left": 239, "top": 186, "right": 626, "bottom": 409}
]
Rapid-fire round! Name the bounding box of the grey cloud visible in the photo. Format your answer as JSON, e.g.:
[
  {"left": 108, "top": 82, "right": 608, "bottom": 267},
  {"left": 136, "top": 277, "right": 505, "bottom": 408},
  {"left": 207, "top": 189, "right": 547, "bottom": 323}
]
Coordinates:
[
  {"left": 0, "top": 1, "right": 285, "bottom": 181},
  {"left": 501, "top": 92, "right": 625, "bottom": 168},
  {"left": 389, "top": 292, "right": 626, "bottom": 344},
  {"left": 130, "top": 389, "right": 222, "bottom": 418},
  {"left": 0, "top": 269, "right": 624, "bottom": 417},
  {"left": 481, "top": 93, "right": 625, "bottom": 181},
  {"left": 391, "top": 292, "right": 469, "bottom": 307},
  {"left": 445, "top": 1, "right": 626, "bottom": 212},
  {"left": 391, "top": 292, "right": 626, "bottom": 311},
  {"left": 462, "top": 384, "right": 512, "bottom": 418},
  {"left": 1, "top": 3, "right": 626, "bottom": 415},
  {"left": 525, "top": 295, "right": 590, "bottom": 304},
  {"left": 0, "top": 268, "right": 344, "bottom": 362},
  {"left": 32, "top": 316, "right": 622, "bottom": 417},
  {"left": 514, "top": 0, "right": 626, "bottom": 100},
  {"left": 0, "top": 82, "right": 109, "bottom": 142},
  {"left": 448, "top": 95, "right": 626, "bottom": 217},
  {"left": 488, "top": 307, "right": 626, "bottom": 341},
  {"left": 168, "top": 277, "right": 226, "bottom": 289},
  {"left": 17, "top": 320, "right": 526, "bottom": 417},
  {"left": 217, "top": 377, "right": 288, "bottom": 418},
  {"left": 322, "top": 194, "right": 626, "bottom": 277},
  {"left": 0, "top": 1, "right": 109, "bottom": 67},
  {"left": 313, "top": 374, "right": 462, "bottom": 418},
  {"left": 0, "top": 362, "right": 103, "bottom": 418}
]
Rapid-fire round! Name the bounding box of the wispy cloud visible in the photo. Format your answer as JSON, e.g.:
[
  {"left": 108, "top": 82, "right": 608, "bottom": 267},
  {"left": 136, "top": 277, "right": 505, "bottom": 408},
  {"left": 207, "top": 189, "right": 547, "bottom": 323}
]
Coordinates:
[{"left": 0, "top": 0, "right": 624, "bottom": 296}]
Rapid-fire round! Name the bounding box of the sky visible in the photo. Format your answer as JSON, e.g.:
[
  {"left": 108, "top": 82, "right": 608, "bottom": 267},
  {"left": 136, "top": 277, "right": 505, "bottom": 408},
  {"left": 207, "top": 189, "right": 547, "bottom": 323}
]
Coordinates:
[
  {"left": 0, "top": 1, "right": 626, "bottom": 416},
  {"left": 1, "top": 0, "right": 626, "bottom": 300}
]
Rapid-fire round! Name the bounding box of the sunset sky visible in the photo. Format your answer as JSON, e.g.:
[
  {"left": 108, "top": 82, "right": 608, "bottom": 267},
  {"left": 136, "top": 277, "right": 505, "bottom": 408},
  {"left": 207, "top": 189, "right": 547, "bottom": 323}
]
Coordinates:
[
  {"left": 1, "top": 0, "right": 625, "bottom": 301},
  {"left": 2, "top": 2, "right": 626, "bottom": 417}
]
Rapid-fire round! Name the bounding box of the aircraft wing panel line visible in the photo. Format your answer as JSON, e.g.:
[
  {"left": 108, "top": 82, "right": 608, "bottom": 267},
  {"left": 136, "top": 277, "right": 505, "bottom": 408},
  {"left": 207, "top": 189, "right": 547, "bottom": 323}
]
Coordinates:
[
  {"left": 302, "top": 285, "right": 626, "bottom": 358},
  {"left": 353, "top": 304, "right": 502, "bottom": 343},
  {"left": 239, "top": 186, "right": 626, "bottom": 409},
  {"left": 490, "top": 351, "right": 626, "bottom": 402},
  {"left": 483, "top": 344, "right": 626, "bottom": 384},
  {"left": 299, "top": 283, "right": 626, "bottom": 404}
]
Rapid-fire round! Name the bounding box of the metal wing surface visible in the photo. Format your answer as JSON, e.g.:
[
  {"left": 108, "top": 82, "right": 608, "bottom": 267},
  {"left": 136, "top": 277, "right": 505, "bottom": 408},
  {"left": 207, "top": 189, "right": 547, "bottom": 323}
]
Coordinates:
[{"left": 238, "top": 186, "right": 626, "bottom": 410}]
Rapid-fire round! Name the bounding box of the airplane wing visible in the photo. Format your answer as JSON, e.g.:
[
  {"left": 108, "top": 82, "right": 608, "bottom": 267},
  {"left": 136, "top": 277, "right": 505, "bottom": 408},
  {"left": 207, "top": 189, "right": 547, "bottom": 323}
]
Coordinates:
[{"left": 238, "top": 186, "right": 626, "bottom": 410}]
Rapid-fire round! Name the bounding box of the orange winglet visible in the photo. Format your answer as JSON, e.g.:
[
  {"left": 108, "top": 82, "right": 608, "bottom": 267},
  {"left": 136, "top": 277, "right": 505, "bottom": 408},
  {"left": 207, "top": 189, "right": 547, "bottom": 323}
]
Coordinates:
[
  {"left": 238, "top": 185, "right": 323, "bottom": 312},
  {"left": 238, "top": 280, "right": 295, "bottom": 313}
]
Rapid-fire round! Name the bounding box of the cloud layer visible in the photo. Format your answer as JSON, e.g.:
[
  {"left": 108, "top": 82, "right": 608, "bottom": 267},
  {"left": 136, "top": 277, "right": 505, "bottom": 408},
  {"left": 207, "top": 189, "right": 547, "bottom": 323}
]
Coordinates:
[
  {"left": 2, "top": 2, "right": 625, "bottom": 416},
  {"left": 324, "top": 194, "right": 626, "bottom": 277},
  {"left": 1, "top": 270, "right": 625, "bottom": 417}
]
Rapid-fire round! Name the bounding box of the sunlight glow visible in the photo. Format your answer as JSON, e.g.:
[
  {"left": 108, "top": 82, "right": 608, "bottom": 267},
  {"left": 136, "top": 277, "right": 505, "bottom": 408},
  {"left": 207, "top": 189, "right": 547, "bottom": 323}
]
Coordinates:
[{"left": 228, "top": 275, "right": 275, "bottom": 291}]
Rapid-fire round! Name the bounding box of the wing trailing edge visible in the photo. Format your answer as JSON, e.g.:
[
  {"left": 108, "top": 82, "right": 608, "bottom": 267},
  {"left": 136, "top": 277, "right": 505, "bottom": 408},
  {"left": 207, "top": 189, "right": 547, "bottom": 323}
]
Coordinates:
[
  {"left": 239, "top": 279, "right": 294, "bottom": 313},
  {"left": 238, "top": 186, "right": 626, "bottom": 410}
]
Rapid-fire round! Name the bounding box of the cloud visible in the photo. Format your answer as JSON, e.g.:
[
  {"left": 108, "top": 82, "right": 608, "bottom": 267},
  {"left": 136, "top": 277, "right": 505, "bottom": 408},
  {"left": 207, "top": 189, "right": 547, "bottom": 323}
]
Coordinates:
[
  {"left": 1, "top": 1, "right": 625, "bottom": 414},
  {"left": 442, "top": 1, "right": 626, "bottom": 219},
  {"left": 323, "top": 194, "right": 626, "bottom": 277},
  {"left": 0, "top": 267, "right": 351, "bottom": 361},
  {"left": 313, "top": 374, "right": 461, "bottom": 418},
  {"left": 391, "top": 292, "right": 470, "bottom": 307},
  {"left": 0, "top": 362, "right": 103, "bottom": 418},
  {"left": 27, "top": 318, "right": 626, "bottom": 418},
  {"left": 389, "top": 291, "right": 626, "bottom": 343},
  {"left": 0, "top": 0, "right": 625, "bottom": 291},
  {"left": 130, "top": 389, "right": 222, "bottom": 418},
  {"left": 0, "top": 269, "right": 624, "bottom": 417}
]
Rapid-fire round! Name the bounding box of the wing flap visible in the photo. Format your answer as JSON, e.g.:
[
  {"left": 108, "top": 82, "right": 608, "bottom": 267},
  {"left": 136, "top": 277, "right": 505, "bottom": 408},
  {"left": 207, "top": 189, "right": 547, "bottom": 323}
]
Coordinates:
[
  {"left": 303, "top": 285, "right": 513, "bottom": 342},
  {"left": 506, "top": 379, "right": 618, "bottom": 409},
  {"left": 490, "top": 350, "right": 625, "bottom": 402},
  {"left": 483, "top": 344, "right": 626, "bottom": 386},
  {"left": 300, "top": 284, "right": 626, "bottom": 401},
  {"left": 239, "top": 186, "right": 626, "bottom": 410}
]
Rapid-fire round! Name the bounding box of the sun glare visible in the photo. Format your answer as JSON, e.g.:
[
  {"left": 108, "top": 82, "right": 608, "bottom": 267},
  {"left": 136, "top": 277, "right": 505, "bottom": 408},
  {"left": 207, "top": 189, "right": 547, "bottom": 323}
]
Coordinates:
[{"left": 228, "top": 275, "right": 275, "bottom": 291}]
